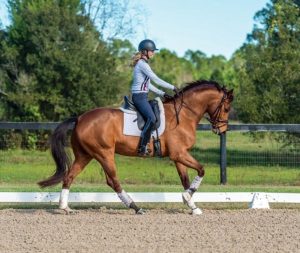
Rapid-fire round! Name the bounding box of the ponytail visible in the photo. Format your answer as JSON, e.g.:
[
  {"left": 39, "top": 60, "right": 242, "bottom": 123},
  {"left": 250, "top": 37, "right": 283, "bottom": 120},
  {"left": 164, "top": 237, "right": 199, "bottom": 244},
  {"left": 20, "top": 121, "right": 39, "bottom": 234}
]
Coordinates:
[{"left": 131, "top": 52, "right": 142, "bottom": 67}]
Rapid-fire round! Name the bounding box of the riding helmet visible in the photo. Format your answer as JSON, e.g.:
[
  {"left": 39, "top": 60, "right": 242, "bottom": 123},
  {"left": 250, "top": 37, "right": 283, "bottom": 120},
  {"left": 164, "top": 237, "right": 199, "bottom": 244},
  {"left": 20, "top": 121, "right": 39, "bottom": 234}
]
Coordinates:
[{"left": 138, "top": 39, "right": 159, "bottom": 52}]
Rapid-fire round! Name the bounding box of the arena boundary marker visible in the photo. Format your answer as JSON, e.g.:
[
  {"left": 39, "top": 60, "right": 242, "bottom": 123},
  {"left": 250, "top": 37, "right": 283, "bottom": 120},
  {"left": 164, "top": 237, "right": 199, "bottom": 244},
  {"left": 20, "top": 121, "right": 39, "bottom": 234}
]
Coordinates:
[{"left": 0, "top": 192, "right": 299, "bottom": 205}]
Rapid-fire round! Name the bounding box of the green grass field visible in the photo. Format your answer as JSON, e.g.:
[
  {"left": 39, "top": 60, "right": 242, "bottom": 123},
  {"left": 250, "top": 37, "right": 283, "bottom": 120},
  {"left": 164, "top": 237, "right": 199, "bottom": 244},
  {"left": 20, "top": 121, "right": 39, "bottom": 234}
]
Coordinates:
[{"left": 0, "top": 131, "right": 299, "bottom": 192}]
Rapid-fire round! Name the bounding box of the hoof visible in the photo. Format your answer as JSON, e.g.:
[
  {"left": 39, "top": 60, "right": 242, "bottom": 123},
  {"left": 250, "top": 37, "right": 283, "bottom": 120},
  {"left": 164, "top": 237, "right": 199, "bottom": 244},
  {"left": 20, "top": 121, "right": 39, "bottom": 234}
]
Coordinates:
[
  {"left": 182, "top": 191, "right": 192, "bottom": 204},
  {"left": 136, "top": 208, "right": 146, "bottom": 215},
  {"left": 60, "top": 206, "right": 77, "bottom": 215},
  {"left": 192, "top": 208, "right": 202, "bottom": 215}
]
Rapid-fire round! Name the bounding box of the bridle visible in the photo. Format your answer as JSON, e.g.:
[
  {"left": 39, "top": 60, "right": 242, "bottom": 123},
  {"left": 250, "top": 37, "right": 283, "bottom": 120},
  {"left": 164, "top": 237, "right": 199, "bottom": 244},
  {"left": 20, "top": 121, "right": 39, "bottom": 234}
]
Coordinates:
[
  {"left": 205, "top": 90, "right": 229, "bottom": 132},
  {"left": 170, "top": 88, "right": 229, "bottom": 132}
]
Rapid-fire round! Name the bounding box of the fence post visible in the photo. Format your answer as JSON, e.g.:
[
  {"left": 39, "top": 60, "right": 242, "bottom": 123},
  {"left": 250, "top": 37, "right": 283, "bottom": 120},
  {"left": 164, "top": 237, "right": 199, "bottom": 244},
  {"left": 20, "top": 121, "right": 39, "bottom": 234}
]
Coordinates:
[{"left": 220, "top": 133, "right": 227, "bottom": 185}]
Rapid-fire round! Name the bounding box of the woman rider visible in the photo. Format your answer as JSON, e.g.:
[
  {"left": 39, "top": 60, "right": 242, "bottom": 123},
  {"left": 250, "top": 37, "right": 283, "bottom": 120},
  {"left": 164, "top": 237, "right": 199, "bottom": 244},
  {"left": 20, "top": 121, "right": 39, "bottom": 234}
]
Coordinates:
[{"left": 131, "top": 39, "right": 177, "bottom": 156}]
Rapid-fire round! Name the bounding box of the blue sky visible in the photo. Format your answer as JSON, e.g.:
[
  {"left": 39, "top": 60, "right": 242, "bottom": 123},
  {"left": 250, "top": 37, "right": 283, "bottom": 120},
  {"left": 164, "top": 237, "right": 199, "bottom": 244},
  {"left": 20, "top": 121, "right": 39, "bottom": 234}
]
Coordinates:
[
  {"left": 0, "top": 0, "right": 270, "bottom": 59},
  {"left": 135, "top": 0, "right": 270, "bottom": 59}
]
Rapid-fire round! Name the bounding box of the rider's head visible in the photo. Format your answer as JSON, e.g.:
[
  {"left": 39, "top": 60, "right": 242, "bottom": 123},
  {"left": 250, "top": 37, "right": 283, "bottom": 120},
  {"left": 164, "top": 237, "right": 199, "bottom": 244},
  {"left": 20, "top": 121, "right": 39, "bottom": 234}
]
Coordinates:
[{"left": 138, "top": 39, "right": 158, "bottom": 59}]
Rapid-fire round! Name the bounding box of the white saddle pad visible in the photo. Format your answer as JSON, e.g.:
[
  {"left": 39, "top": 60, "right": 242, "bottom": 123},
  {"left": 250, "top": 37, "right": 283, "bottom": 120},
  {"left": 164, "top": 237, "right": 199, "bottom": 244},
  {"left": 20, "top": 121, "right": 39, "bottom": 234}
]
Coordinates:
[{"left": 119, "top": 97, "right": 165, "bottom": 137}]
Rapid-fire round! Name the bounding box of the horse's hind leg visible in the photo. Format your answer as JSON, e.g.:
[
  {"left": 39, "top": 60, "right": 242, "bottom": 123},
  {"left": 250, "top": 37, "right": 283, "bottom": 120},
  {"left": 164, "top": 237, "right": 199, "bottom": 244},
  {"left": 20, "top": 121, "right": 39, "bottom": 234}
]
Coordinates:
[
  {"left": 103, "top": 170, "right": 144, "bottom": 214},
  {"left": 95, "top": 151, "right": 145, "bottom": 214},
  {"left": 59, "top": 150, "right": 91, "bottom": 214}
]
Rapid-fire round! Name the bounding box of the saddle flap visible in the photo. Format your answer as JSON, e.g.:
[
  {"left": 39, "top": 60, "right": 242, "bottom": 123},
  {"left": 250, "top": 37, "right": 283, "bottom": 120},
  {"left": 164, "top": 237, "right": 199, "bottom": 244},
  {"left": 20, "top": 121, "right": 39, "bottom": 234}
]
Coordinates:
[
  {"left": 149, "top": 100, "right": 161, "bottom": 130},
  {"left": 120, "top": 97, "right": 166, "bottom": 138},
  {"left": 121, "top": 96, "right": 161, "bottom": 131},
  {"left": 135, "top": 99, "right": 161, "bottom": 130}
]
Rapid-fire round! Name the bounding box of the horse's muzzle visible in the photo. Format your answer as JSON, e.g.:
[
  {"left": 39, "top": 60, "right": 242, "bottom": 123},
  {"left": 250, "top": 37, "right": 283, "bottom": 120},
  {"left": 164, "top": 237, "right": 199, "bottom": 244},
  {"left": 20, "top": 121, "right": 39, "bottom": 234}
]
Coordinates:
[
  {"left": 212, "top": 128, "right": 220, "bottom": 135},
  {"left": 213, "top": 127, "right": 227, "bottom": 135}
]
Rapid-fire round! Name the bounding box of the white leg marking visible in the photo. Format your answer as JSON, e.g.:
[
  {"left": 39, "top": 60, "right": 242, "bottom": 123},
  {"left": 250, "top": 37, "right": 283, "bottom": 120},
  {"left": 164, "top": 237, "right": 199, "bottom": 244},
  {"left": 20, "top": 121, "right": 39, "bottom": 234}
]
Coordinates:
[
  {"left": 59, "top": 189, "right": 69, "bottom": 209},
  {"left": 117, "top": 190, "right": 133, "bottom": 208},
  {"left": 189, "top": 176, "right": 204, "bottom": 215},
  {"left": 188, "top": 176, "right": 203, "bottom": 194},
  {"left": 182, "top": 187, "right": 203, "bottom": 215}
]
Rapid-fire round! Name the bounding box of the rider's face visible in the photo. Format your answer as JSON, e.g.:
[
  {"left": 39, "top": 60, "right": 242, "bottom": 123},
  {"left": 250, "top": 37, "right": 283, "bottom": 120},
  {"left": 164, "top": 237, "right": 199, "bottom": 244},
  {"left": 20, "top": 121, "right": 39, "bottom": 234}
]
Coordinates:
[{"left": 148, "top": 50, "right": 155, "bottom": 58}]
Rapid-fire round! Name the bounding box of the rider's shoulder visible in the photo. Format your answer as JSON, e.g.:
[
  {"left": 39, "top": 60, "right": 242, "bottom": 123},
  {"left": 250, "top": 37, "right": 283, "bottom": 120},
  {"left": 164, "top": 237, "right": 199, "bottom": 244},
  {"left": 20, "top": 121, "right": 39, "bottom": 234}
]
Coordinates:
[
  {"left": 137, "top": 58, "right": 149, "bottom": 65},
  {"left": 136, "top": 59, "right": 150, "bottom": 70}
]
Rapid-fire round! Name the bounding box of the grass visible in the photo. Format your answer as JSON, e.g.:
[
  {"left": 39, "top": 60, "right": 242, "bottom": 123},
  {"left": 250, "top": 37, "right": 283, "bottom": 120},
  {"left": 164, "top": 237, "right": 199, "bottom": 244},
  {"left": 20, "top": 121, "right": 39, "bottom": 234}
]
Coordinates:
[
  {"left": 0, "top": 131, "right": 299, "bottom": 192},
  {"left": 0, "top": 183, "right": 300, "bottom": 193}
]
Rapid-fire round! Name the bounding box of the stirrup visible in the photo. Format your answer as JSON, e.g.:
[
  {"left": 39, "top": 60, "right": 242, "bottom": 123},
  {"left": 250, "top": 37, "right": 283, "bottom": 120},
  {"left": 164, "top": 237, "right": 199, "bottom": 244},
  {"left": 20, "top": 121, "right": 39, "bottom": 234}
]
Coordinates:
[{"left": 138, "top": 145, "right": 152, "bottom": 156}]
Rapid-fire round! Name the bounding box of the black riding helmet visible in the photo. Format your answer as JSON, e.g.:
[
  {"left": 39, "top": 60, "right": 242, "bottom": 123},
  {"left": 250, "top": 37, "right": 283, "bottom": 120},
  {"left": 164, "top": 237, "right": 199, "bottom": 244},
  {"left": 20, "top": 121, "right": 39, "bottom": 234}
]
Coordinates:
[{"left": 138, "top": 39, "right": 159, "bottom": 52}]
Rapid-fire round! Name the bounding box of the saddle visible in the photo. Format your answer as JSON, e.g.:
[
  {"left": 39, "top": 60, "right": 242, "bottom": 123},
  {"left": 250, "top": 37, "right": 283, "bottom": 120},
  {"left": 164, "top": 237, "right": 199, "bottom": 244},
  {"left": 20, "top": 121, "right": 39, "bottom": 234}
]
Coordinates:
[{"left": 123, "top": 96, "right": 161, "bottom": 131}]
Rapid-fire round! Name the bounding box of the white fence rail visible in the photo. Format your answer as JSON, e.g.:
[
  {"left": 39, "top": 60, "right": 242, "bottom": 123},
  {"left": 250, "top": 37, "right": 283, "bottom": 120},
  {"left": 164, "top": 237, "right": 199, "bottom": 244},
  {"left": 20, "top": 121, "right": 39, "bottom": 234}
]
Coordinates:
[{"left": 0, "top": 192, "right": 299, "bottom": 204}]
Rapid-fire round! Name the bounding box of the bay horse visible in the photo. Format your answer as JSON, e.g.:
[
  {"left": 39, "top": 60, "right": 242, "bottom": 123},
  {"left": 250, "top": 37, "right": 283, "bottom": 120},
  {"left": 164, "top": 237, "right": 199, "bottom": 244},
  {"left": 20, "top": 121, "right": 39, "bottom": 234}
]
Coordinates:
[{"left": 38, "top": 80, "right": 233, "bottom": 215}]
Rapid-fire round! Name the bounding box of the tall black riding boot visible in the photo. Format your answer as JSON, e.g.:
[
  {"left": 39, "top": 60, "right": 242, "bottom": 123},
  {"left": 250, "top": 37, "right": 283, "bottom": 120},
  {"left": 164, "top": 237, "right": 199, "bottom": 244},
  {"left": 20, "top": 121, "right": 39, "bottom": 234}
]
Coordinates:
[{"left": 138, "top": 120, "right": 154, "bottom": 156}]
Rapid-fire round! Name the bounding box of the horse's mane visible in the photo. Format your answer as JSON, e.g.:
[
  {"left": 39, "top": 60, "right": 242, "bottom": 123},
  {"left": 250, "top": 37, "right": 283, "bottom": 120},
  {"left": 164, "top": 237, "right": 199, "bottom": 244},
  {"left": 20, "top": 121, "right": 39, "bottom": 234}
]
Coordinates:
[
  {"left": 164, "top": 80, "right": 223, "bottom": 102},
  {"left": 181, "top": 80, "right": 223, "bottom": 93}
]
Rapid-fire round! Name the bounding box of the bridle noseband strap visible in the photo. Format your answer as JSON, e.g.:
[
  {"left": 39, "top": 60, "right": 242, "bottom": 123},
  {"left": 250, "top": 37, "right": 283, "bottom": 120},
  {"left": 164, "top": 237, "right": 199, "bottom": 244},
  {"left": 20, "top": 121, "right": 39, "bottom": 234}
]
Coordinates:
[{"left": 205, "top": 91, "right": 228, "bottom": 129}]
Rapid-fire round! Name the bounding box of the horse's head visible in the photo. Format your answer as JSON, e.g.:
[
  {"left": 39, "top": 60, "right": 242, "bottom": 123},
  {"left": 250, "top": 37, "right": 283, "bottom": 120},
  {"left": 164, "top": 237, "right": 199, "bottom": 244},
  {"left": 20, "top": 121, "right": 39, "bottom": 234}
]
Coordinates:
[
  {"left": 207, "top": 87, "right": 234, "bottom": 135},
  {"left": 164, "top": 80, "right": 234, "bottom": 134}
]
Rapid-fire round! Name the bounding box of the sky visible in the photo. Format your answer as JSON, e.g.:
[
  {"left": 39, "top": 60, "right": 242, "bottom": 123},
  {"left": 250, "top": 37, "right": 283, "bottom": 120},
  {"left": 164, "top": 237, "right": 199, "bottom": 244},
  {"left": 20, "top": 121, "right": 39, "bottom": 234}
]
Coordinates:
[
  {"left": 0, "top": 0, "right": 270, "bottom": 59},
  {"left": 134, "top": 0, "right": 270, "bottom": 59}
]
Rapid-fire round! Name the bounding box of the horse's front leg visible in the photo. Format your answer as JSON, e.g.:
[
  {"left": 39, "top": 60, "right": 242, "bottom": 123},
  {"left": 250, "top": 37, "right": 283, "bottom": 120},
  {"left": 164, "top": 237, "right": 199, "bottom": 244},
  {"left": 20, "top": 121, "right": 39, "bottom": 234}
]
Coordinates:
[
  {"left": 175, "top": 162, "right": 200, "bottom": 214},
  {"left": 173, "top": 154, "right": 205, "bottom": 215},
  {"left": 175, "top": 162, "right": 190, "bottom": 190}
]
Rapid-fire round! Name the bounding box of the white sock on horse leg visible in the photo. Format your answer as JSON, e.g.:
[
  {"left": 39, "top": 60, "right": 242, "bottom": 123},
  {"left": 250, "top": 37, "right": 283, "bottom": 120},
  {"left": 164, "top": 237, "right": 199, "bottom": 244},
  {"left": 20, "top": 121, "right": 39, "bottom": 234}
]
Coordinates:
[
  {"left": 117, "top": 190, "right": 133, "bottom": 208},
  {"left": 59, "top": 189, "right": 69, "bottom": 209},
  {"left": 186, "top": 198, "right": 197, "bottom": 210},
  {"left": 187, "top": 176, "right": 203, "bottom": 195}
]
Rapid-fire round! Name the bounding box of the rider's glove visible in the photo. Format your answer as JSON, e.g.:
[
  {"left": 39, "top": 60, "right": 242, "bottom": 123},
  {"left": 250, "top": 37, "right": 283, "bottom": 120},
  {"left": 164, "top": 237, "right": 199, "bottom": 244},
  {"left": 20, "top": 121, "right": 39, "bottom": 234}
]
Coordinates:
[{"left": 173, "top": 86, "right": 179, "bottom": 95}]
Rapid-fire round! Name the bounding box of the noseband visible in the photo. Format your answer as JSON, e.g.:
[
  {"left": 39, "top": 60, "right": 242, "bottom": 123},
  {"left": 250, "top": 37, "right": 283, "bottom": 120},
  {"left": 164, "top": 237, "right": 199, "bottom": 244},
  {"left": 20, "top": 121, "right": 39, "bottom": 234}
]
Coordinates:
[{"left": 206, "top": 91, "right": 228, "bottom": 130}]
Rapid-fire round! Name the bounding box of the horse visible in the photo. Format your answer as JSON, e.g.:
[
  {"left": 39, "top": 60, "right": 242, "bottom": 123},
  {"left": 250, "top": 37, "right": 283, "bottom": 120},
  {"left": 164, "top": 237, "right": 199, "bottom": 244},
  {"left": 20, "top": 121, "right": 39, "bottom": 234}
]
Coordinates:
[{"left": 38, "top": 80, "right": 234, "bottom": 215}]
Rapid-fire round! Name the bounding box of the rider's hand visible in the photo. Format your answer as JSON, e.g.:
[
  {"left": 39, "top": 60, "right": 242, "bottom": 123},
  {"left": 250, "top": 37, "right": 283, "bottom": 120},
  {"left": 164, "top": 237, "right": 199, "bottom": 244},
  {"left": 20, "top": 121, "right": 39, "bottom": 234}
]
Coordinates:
[
  {"left": 163, "top": 93, "right": 173, "bottom": 100},
  {"left": 173, "top": 86, "right": 179, "bottom": 94}
]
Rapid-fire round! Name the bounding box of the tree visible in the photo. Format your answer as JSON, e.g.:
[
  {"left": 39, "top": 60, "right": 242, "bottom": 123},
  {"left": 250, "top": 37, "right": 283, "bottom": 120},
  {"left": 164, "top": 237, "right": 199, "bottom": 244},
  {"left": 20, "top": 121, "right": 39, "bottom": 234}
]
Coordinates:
[
  {"left": 81, "top": 0, "right": 145, "bottom": 40},
  {"left": 232, "top": 0, "right": 300, "bottom": 146},
  {"left": 151, "top": 49, "right": 194, "bottom": 88},
  {"left": 184, "top": 50, "right": 233, "bottom": 87},
  {"left": 184, "top": 50, "right": 210, "bottom": 80},
  {"left": 107, "top": 38, "right": 136, "bottom": 97},
  {"left": 1, "top": 0, "right": 122, "bottom": 121},
  {"left": 234, "top": 0, "right": 300, "bottom": 124}
]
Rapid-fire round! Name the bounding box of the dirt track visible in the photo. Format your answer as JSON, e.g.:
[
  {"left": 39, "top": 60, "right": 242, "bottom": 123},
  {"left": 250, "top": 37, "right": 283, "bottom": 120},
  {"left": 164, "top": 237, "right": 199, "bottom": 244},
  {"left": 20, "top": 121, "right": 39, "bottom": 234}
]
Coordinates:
[{"left": 0, "top": 208, "right": 299, "bottom": 253}]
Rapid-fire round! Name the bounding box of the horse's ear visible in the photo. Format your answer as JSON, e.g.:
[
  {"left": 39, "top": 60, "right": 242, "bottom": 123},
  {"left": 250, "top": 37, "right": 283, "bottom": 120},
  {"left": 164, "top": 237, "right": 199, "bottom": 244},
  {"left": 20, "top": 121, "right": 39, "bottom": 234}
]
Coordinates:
[{"left": 227, "top": 89, "right": 234, "bottom": 101}]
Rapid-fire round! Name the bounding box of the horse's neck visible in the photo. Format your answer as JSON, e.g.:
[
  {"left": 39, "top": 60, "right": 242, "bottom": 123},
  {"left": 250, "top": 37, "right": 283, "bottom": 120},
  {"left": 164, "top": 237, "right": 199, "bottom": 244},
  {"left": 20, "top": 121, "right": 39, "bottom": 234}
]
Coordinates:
[{"left": 180, "top": 89, "right": 220, "bottom": 122}]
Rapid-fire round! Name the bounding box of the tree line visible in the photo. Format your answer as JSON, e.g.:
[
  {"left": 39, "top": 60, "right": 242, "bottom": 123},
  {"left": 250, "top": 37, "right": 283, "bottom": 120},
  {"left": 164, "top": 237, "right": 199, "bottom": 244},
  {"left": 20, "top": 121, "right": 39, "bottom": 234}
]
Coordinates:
[{"left": 0, "top": 0, "right": 299, "bottom": 127}]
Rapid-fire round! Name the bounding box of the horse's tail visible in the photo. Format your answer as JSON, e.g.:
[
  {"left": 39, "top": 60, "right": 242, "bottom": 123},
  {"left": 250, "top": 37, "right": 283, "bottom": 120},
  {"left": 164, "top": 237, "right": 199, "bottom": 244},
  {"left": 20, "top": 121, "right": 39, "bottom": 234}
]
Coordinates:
[{"left": 38, "top": 117, "right": 77, "bottom": 188}]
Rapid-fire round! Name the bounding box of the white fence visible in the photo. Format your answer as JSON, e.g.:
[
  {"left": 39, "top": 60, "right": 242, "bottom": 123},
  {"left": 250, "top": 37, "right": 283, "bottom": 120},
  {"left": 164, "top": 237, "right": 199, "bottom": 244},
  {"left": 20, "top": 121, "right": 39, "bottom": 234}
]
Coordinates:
[{"left": 1, "top": 192, "right": 299, "bottom": 204}]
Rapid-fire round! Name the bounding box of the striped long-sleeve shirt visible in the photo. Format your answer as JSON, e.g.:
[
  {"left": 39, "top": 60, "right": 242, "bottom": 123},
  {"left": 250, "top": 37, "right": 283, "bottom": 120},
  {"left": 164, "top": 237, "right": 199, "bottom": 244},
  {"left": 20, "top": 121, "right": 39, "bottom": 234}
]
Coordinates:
[{"left": 131, "top": 59, "right": 174, "bottom": 96}]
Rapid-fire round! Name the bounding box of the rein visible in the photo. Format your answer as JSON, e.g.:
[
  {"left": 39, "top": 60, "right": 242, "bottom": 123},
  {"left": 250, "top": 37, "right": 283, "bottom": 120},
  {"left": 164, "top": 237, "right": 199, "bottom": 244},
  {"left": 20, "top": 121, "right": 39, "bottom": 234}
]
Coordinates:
[
  {"left": 205, "top": 91, "right": 228, "bottom": 129},
  {"left": 172, "top": 90, "right": 183, "bottom": 125},
  {"left": 170, "top": 90, "right": 198, "bottom": 126},
  {"left": 172, "top": 99, "right": 180, "bottom": 125}
]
